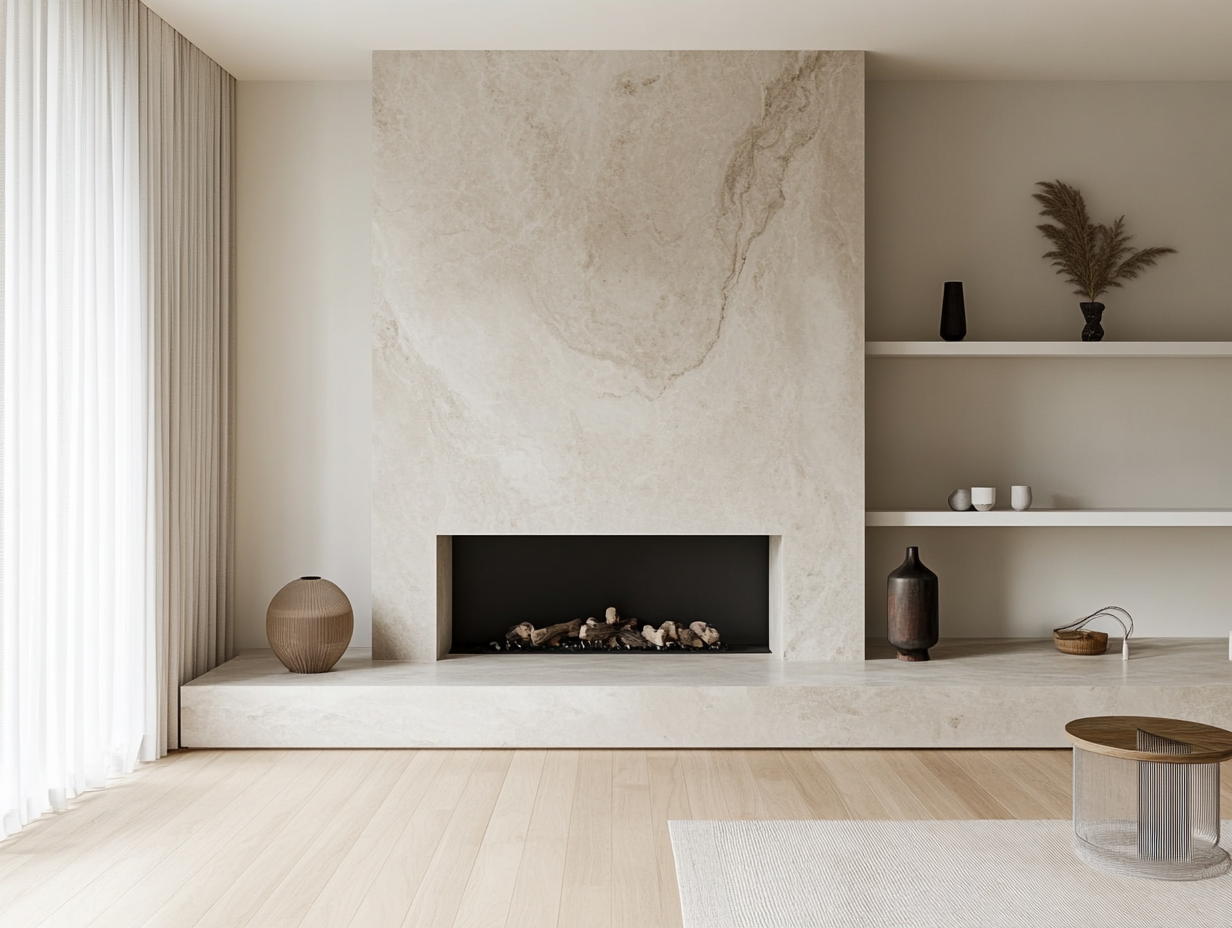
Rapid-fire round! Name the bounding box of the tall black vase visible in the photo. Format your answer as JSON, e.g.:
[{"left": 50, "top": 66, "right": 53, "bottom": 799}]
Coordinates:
[
  {"left": 939, "top": 281, "right": 966, "bottom": 342},
  {"left": 1080, "top": 302, "right": 1105, "bottom": 342},
  {"left": 887, "top": 546, "right": 939, "bottom": 662}
]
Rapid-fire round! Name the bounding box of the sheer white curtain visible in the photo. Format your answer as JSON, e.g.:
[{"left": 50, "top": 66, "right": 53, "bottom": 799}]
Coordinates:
[{"left": 0, "top": 0, "right": 234, "bottom": 838}]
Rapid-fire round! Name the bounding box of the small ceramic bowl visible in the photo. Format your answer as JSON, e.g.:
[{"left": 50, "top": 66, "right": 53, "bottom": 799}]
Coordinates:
[{"left": 971, "top": 487, "right": 996, "bottom": 511}]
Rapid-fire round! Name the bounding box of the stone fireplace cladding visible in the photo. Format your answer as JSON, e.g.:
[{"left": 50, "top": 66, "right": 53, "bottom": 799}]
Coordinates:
[{"left": 372, "top": 51, "right": 865, "bottom": 661}]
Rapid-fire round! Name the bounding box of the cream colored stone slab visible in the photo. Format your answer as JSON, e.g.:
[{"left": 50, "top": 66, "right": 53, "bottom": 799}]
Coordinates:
[
  {"left": 180, "top": 640, "right": 1232, "bottom": 749},
  {"left": 371, "top": 51, "right": 865, "bottom": 662}
]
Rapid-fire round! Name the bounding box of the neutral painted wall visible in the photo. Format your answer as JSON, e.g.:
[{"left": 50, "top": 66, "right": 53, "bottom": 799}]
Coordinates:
[
  {"left": 235, "top": 81, "right": 373, "bottom": 650},
  {"left": 229, "top": 78, "right": 1232, "bottom": 647},
  {"left": 868, "top": 81, "right": 1232, "bottom": 341},
  {"left": 866, "top": 81, "right": 1232, "bottom": 638}
]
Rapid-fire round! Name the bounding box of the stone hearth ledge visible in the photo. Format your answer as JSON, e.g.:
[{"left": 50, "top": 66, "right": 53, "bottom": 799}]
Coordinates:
[{"left": 180, "top": 638, "right": 1232, "bottom": 749}]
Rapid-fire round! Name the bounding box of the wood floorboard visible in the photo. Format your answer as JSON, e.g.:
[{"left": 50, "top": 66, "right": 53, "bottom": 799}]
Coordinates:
[
  {"left": 192, "top": 751, "right": 383, "bottom": 928},
  {"left": 505, "top": 749, "right": 578, "bottom": 928},
  {"left": 297, "top": 750, "right": 442, "bottom": 928},
  {"left": 248, "top": 750, "right": 414, "bottom": 928},
  {"left": 82, "top": 749, "right": 310, "bottom": 928},
  {"left": 402, "top": 750, "right": 514, "bottom": 928},
  {"left": 712, "top": 751, "right": 769, "bottom": 820},
  {"left": 0, "top": 750, "right": 228, "bottom": 905},
  {"left": 451, "top": 750, "right": 544, "bottom": 928},
  {"left": 611, "top": 752, "right": 660, "bottom": 928},
  {"left": 810, "top": 751, "right": 894, "bottom": 819},
  {"left": 0, "top": 747, "right": 1080, "bottom": 928},
  {"left": 347, "top": 749, "right": 481, "bottom": 928},
  {"left": 558, "top": 750, "right": 614, "bottom": 928},
  {"left": 645, "top": 751, "right": 689, "bottom": 928},
  {"left": 2, "top": 751, "right": 265, "bottom": 928},
  {"left": 880, "top": 751, "right": 977, "bottom": 818},
  {"left": 779, "top": 750, "right": 850, "bottom": 818},
  {"left": 745, "top": 751, "right": 816, "bottom": 819},
  {"left": 134, "top": 750, "right": 347, "bottom": 928}
]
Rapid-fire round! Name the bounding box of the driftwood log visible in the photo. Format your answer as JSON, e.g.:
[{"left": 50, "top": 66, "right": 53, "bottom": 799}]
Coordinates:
[
  {"left": 531, "top": 618, "right": 582, "bottom": 646},
  {"left": 504, "top": 608, "right": 721, "bottom": 651},
  {"left": 579, "top": 623, "right": 617, "bottom": 642},
  {"left": 678, "top": 627, "right": 703, "bottom": 648},
  {"left": 641, "top": 624, "right": 666, "bottom": 647},
  {"left": 618, "top": 626, "right": 650, "bottom": 648},
  {"left": 505, "top": 622, "right": 534, "bottom": 642}
]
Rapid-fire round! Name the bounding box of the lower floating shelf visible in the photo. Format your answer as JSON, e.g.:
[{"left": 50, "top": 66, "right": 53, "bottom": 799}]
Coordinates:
[{"left": 867, "top": 510, "right": 1232, "bottom": 527}]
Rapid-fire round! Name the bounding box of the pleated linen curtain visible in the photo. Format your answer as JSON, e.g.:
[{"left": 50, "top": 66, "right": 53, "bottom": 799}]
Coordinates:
[
  {"left": 0, "top": 0, "right": 234, "bottom": 838},
  {"left": 138, "top": 4, "right": 235, "bottom": 760}
]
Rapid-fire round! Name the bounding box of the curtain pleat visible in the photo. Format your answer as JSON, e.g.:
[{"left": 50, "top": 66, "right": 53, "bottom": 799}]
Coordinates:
[
  {"left": 138, "top": 7, "right": 234, "bottom": 755},
  {"left": 1, "top": 0, "right": 234, "bottom": 835}
]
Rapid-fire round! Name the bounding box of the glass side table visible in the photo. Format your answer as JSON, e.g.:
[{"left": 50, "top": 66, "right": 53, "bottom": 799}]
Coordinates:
[{"left": 1066, "top": 716, "right": 1232, "bottom": 880}]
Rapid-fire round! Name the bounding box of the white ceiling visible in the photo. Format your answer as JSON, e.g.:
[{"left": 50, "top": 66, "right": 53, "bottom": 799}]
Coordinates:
[{"left": 141, "top": 0, "right": 1232, "bottom": 82}]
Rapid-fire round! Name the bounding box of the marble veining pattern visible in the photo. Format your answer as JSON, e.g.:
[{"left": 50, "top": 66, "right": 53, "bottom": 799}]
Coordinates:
[{"left": 372, "top": 51, "right": 865, "bottom": 661}]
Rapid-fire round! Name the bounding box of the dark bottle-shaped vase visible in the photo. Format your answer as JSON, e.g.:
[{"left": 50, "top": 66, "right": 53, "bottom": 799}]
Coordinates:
[
  {"left": 1079, "top": 302, "right": 1105, "bottom": 342},
  {"left": 887, "top": 546, "right": 939, "bottom": 662},
  {"left": 939, "top": 281, "right": 966, "bottom": 341}
]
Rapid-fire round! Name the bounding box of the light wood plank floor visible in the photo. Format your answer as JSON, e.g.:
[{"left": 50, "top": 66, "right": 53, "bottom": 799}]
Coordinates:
[{"left": 0, "top": 747, "right": 1196, "bottom": 928}]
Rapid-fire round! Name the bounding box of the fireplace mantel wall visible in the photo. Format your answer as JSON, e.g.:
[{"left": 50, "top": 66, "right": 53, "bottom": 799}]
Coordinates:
[{"left": 372, "top": 51, "right": 865, "bottom": 661}]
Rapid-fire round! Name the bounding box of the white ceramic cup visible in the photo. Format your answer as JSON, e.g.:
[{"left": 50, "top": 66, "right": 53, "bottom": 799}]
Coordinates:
[
  {"left": 1011, "top": 485, "right": 1033, "bottom": 511},
  {"left": 971, "top": 487, "right": 996, "bottom": 511}
]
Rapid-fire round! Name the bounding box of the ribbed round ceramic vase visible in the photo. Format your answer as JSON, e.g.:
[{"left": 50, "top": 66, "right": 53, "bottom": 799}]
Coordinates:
[
  {"left": 886, "top": 546, "right": 939, "bottom": 662},
  {"left": 266, "top": 577, "right": 354, "bottom": 673}
]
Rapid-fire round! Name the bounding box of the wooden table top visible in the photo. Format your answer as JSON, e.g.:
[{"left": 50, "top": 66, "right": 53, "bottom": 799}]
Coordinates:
[{"left": 1065, "top": 716, "right": 1232, "bottom": 764}]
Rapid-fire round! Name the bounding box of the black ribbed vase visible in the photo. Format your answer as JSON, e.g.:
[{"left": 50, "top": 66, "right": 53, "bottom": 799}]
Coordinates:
[
  {"left": 939, "top": 281, "right": 966, "bottom": 342},
  {"left": 887, "top": 546, "right": 939, "bottom": 662}
]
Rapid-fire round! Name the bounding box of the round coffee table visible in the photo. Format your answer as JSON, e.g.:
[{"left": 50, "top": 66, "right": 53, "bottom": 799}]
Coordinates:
[{"left": 1065, "top": 716, "right": 1232, "bottom": 880}]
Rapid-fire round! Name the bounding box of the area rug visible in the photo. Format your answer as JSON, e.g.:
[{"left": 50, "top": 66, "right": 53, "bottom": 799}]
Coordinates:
[{"left": 669, "top": 819, "right": 1232, "bottom": 928}]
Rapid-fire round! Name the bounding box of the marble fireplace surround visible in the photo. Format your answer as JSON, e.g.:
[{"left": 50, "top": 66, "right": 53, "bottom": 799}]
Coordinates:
[{"left": 372, "top": 51, "right": 866, "bottom": 663}]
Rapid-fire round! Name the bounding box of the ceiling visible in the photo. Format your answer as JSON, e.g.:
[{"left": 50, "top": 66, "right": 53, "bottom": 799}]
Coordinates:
[{"left": 141, "top": 0, "right": 1232, "bottom": 82}]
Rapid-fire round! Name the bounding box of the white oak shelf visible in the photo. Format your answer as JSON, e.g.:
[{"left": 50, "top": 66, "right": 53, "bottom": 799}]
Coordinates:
[
  {"left": 866, "top": 341, "right": 1232, "bottom": 358},
  {"left": 867, "top": 510, "right": 1232, "bottom": 527}
]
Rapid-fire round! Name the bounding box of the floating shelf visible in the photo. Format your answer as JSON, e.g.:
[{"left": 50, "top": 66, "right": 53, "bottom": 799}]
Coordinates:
[
  {"left": 866, "top": 341, "right": 1232, "bottom": 358},
  {"left": 867, "top": 510, "right": 1232, "bottom": 527}
]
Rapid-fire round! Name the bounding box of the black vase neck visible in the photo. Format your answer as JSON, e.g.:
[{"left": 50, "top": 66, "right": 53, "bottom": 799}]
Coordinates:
[{"left": 904, "top": 546, "right": 920, "bottom": 564}]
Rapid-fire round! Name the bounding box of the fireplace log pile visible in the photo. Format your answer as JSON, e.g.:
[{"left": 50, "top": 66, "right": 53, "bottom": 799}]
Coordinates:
[{"left": 495, "top": 608, "right": 723, "bottom": 652}]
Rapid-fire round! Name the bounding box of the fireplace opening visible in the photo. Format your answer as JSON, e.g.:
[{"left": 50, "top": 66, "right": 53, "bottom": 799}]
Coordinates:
[{"left": 448, "top": 535, "right": 771, "bottom": 653}]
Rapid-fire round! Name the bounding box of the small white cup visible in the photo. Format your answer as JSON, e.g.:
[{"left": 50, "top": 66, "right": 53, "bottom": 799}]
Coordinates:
[
  {"left": 1011, "top": 485, "right": 1033, "bottom": 512},
  {"left": 971, "top": 487, "right": 996, "bottom": 511}
]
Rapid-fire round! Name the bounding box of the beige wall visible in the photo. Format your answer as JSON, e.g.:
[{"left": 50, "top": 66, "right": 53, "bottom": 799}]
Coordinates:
[
  {"left": 866, "top": 81, "right": 1232, "bottom": 638},
  {"left": 235, "top": 81, "right": 373, "bottom": 649},
  {"left": 230, "top": 78, "right": 1232, "bottom": 649},
  {"left": 868, "top": 81, "right": 1232, "bottom": 341}
]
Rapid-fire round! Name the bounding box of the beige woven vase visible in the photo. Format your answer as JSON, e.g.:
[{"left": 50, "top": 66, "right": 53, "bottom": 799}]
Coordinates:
[{"left": 266, "top": 577, "right": 354, "bottom": 673}]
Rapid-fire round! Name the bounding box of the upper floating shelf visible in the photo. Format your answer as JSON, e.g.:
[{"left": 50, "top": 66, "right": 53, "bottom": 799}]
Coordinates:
[
  {"left": 866, "top": 341, "right": 1232, "bottom": 358},
  {"left": 867, "top": 510, "right": 1232, "bottom": 527}
]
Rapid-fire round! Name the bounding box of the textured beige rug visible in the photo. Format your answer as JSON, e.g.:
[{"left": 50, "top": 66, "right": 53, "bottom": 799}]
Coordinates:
[{"left": 669, "top": 819, "right": 1231, "bottom": 928}]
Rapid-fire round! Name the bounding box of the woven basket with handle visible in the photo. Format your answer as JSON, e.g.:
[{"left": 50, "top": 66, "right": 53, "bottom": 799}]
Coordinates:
[
  {"left": 1053, "top": 606, "right": 1134, "bottom": 658},
  {"left": 1053, "top": 628, "right": 1109, "bottom": 655}
]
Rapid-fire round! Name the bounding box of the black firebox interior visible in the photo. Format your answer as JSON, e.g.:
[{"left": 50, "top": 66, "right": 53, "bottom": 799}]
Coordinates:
[{"left": 449, "top": 535, "right": 770, "bottom": 652}]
